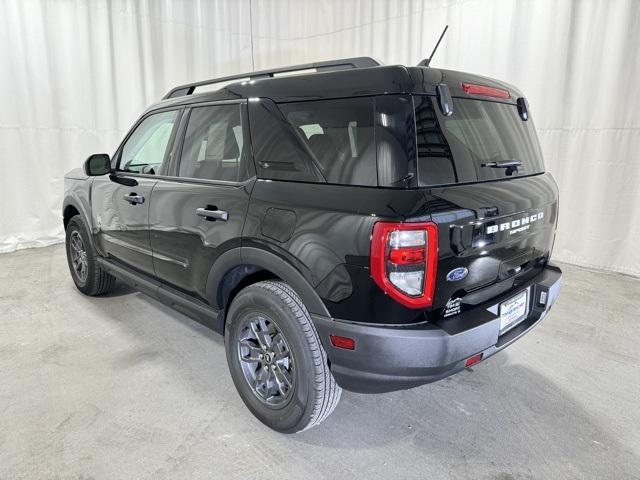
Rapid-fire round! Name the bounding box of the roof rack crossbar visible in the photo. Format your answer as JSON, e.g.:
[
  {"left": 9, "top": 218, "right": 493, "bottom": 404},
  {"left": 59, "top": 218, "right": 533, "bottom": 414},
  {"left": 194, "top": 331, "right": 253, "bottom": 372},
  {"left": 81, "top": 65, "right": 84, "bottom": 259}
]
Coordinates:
[{"left": 162, "top": 57, "right": 381, "bottom": 99}]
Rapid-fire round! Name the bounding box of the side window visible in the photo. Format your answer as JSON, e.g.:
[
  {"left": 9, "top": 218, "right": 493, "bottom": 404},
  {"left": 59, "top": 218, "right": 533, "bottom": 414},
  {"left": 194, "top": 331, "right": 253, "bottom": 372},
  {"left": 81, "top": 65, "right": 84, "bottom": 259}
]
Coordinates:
[
  {"left": 119, "top": 110, "right": 178, "bottom": 174},
  {"left": 177, "top": 104, "right": 249, "bottom": 182},
  {"left": 279, "top": 97, "right": 376, "bottom": 186},
  {"left": 375, "top": 94, "right": 417, "bottom": 188},
  {"left": 248, "top": 99, "right": 324, "bottom": 183}
]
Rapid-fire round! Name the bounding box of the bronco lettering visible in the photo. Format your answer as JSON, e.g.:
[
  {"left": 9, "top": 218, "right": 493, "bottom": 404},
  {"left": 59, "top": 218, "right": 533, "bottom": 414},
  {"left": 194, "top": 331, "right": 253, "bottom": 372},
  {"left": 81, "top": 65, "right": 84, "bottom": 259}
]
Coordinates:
[{"left": 486, "top": 211, "right": 544, "bottom": 235}]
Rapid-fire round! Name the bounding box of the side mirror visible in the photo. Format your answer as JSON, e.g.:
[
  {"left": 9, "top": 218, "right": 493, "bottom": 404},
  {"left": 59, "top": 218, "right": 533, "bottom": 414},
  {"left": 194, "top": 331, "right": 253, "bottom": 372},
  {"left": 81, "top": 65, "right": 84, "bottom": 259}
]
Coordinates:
[{"left": 84, "top": 153, "right": 111, "bottom": 176}]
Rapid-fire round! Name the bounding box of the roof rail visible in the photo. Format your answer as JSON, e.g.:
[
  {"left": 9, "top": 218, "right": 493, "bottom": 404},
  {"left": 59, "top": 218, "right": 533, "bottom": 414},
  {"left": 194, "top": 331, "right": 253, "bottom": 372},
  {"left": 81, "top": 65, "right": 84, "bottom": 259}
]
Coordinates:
[{"left": 162, "top": 57, "right": 381, "bottom": 99}]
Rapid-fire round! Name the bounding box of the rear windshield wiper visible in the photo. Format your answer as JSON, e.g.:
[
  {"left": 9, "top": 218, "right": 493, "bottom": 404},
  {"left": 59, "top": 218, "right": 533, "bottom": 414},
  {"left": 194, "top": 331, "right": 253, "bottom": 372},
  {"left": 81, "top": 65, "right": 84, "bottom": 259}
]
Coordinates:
[{"left": 481, "top": 160, "right": 522, "bottom": 176}]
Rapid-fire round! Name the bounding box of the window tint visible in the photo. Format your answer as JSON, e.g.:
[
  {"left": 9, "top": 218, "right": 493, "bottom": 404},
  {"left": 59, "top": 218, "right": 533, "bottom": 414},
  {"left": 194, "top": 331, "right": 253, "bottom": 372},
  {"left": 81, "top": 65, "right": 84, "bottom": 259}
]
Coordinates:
[
  {"left": 375, "top": 95, "right": 417, "bottom": 188},
  {"left": 178, "top": 104, "right": 249, "bottom": 182},
  {"left": 248, "top": 99, "right": 324, "bottom": 183},
  {"left": 280, "top": 97, "right": 376, "bottom": 186},
  {"left": 119, "top": 110, "right": 178, "bottom": 174},
  {"left": 415, "top": 96, "right": 545, "bottom": 186}
]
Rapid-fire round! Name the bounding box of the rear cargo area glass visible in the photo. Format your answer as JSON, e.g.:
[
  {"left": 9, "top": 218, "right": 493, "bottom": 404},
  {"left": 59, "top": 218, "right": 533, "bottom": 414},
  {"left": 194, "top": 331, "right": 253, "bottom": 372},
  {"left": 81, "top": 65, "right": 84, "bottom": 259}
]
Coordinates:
[
  {"left": 414, "top": 96, "right": 545, "bottom": 186},
  {"left": 279, "top": 97, "right": 376, "bottom": 186}
]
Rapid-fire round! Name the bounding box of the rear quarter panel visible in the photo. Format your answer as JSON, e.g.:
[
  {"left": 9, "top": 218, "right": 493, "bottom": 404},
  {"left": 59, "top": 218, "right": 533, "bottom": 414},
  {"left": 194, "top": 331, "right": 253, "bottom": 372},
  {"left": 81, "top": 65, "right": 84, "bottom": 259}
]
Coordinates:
[{"left": 243, "top": 180, "right": 431, "bottom": 324}]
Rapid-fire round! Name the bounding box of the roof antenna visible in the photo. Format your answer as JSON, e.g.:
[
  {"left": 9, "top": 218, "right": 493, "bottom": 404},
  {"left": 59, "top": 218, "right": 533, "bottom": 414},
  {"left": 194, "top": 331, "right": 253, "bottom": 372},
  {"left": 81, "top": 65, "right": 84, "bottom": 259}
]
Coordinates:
[{"left": 418, "top": 25, "right": 448, "bottom": 67}]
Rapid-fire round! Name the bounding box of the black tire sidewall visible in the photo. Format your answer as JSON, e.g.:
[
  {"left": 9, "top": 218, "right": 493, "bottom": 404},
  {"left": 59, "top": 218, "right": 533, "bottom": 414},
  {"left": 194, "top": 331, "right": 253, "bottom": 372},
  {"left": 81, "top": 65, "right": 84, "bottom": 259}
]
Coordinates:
[{"left": 225, "top": 285, "right": 316, "bottom": 433}]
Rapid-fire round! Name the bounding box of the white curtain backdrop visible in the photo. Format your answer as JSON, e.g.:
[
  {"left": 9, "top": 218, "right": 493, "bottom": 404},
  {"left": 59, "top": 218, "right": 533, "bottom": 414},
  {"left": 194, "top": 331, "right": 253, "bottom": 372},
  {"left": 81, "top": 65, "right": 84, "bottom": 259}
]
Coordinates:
[{"left": 1, "top": 0, "right": 639, "bottom": 277}]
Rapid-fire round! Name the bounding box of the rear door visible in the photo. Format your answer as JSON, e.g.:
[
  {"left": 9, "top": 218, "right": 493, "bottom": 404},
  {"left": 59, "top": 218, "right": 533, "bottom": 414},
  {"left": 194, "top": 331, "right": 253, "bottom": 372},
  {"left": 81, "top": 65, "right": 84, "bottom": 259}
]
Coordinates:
[
  {"left": 149, "top": 101, "right": 254, "bottom": 302},
  {"left": 91, "top": 108, "right": 181, "bottom": 276},
  {"left": 412, "top": 94, "right": 558, "bottom": 315}
]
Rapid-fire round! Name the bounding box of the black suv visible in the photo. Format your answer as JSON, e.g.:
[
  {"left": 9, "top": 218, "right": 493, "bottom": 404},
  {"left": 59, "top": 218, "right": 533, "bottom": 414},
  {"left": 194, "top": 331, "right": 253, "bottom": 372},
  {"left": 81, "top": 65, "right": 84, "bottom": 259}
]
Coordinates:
[{"left": 63, "top": 57, "right": 562, "bottom": 432}]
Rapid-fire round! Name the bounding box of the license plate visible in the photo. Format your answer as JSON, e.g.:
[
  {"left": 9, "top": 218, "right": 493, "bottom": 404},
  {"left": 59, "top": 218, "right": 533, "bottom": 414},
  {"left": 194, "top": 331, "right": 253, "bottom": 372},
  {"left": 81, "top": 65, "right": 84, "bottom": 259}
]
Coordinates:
[{"left": 500, "top": 290, "right": 529, "bottom": 333}]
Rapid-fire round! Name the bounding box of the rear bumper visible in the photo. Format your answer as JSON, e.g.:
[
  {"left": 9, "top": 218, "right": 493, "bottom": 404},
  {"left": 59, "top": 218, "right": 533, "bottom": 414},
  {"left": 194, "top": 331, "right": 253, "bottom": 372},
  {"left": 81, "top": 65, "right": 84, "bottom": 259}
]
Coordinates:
[{"left": 313, "top": 263, "right": 562, "bottom": 393}]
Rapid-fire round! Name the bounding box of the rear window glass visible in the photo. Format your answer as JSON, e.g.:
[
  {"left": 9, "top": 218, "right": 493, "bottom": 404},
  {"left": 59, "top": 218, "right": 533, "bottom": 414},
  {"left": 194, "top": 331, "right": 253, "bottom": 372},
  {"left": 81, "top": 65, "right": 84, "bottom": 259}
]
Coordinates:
[
  {"left": 279, "top": 98, "right": 376, "bottom": 186},
  {"left": 414, "top": 96, "right": 544, "bottom": 186}
]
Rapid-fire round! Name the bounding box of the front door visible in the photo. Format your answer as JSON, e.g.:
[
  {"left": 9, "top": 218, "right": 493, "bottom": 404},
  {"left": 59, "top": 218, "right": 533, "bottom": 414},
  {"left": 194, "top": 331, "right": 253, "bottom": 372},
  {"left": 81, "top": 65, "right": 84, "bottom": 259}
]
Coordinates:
[
  {"left": 149, "top": 102, "right": 254, "bottom": 302},
  {"left": 92, "top": 108, "right": 181, "bottom": 276}
]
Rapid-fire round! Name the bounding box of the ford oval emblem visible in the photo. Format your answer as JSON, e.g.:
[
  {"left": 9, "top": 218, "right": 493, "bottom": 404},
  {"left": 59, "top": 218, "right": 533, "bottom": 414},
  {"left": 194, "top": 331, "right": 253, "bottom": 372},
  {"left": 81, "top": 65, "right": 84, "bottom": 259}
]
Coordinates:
[{"left": 446, "top": 267, "right": 468, "bottom": 282}]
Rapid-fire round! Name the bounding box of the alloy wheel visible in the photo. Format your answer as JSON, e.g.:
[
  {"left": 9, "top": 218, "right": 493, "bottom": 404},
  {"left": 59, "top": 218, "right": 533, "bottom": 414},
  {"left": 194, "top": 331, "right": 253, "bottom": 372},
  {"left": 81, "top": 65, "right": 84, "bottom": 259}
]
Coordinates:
[
  {"left": 237, "top": 315, "right": 294, "bottom": 407},
  {"left": 69, "top": 230, "right": 88, "bottom": 283}
]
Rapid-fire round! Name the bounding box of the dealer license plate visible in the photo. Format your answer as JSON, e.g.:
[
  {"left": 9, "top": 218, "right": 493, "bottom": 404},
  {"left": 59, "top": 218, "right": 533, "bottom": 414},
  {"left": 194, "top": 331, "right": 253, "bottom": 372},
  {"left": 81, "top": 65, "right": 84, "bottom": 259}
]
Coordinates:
[{"left": 500, "top": 289, "right": 529, "bottom": 333}]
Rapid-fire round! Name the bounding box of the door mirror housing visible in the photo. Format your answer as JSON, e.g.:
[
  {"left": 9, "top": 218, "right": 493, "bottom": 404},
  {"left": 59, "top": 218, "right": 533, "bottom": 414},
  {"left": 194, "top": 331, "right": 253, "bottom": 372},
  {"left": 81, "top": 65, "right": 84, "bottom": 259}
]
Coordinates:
[{"left": 84, "top": 153, "right": 111, "bottom": 176}]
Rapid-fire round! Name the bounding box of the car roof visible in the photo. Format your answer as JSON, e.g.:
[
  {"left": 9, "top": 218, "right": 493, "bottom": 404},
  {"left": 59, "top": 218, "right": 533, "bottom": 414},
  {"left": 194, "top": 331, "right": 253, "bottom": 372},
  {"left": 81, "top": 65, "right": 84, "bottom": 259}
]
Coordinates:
[{"left": 144, "top": 62, "right": 523, "bottom": 114}]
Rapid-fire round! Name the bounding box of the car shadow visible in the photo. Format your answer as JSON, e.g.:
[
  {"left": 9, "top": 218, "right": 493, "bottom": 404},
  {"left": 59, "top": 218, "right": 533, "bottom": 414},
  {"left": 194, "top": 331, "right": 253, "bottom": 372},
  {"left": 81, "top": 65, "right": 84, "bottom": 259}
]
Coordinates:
[
  {"left": 80, "top": 280, "right": 640, "bottom": 479},
  {"left": 97, "top": 280, "right": 138, "bottom": 298},
  {"left": 292, "top": 355, "right": 640, "bottom": 478}
]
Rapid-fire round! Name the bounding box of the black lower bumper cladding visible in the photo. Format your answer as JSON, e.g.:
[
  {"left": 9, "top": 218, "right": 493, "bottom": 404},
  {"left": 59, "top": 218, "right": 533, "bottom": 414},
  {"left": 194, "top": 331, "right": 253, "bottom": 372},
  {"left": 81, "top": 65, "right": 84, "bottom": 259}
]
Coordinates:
[{"left": 313, "top": 263, "right": 562, "bottom": 393}]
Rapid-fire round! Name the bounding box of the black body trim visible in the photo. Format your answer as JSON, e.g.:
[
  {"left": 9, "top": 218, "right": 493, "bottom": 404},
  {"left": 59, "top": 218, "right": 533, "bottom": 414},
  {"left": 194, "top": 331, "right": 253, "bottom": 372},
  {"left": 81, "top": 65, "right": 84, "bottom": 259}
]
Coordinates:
[
  {"left": 98, "top": 257, "right": 223, "bottom": 333},
  {"left": 240, "top": 247, "right": 330, "bottom": 317},
  {"left": 97, "top": 246, "right": 329, "bottom": 334},
  {"left": 312, "top": 263, "right": 562, "bottom": 393}
]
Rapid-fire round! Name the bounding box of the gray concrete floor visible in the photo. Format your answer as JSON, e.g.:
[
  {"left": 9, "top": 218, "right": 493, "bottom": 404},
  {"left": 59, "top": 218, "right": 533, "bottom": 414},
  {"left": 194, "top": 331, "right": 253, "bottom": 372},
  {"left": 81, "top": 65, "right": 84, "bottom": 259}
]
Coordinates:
[{"left": 1, "top": 245, "right": 639, "bottom": 480}]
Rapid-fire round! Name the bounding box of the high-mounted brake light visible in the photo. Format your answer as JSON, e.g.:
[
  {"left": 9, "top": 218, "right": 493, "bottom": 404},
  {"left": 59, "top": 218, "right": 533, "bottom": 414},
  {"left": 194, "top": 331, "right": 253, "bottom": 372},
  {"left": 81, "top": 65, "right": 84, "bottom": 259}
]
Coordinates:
[
  {"left": 462, "top": 83, "right": 511, "bottom": 99},
  {"left": 370, "top": 222, "right": 438, "bottom": 308}
]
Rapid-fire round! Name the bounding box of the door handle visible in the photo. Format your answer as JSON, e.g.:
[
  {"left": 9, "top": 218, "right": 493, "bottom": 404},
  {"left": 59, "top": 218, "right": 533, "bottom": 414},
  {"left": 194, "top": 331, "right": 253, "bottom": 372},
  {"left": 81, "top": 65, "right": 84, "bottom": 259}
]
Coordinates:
[
  {"left": 196, "top": 207, "right": 228, "bottom": 221},
  {"left": 123, "top": 193, "right": 145, "bottom": 205}
]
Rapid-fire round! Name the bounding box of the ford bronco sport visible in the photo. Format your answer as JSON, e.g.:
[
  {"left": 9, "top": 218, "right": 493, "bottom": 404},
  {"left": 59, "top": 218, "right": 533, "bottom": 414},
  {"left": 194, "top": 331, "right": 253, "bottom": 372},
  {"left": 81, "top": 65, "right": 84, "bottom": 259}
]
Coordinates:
[{"left": 63, "top": 57, "right": 562, "bottom": 432}]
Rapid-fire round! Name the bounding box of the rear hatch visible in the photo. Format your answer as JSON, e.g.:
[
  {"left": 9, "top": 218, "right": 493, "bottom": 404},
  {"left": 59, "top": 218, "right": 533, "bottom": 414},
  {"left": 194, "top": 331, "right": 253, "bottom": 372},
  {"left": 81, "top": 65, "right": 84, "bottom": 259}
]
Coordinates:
[{"left": 411, "top": 86, "right": 558, "bottom": 319}]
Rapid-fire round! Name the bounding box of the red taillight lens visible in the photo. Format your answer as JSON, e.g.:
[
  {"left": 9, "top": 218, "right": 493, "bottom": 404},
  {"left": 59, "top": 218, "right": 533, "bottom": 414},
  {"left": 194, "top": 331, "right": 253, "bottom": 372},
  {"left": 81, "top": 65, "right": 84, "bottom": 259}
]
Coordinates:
[
  {"left": 388, "top": 247, "right": 426, "bottom": 265},
  {"left": 370, "top": 222, "right": 438, "bottom": 308},
  {"left": 462, "top": 83, "right": 511, "bottom": 99}
]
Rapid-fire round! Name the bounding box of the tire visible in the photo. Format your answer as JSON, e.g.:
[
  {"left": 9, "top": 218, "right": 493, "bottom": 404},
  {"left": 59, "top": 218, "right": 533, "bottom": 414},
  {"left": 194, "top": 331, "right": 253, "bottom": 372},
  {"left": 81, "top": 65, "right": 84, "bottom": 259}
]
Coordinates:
[
  {"left": 225, "top": 280, "right": 341, "bottom": 433},
  {"left": 65, "top": 215, "right": 116, "bottom": 296}
]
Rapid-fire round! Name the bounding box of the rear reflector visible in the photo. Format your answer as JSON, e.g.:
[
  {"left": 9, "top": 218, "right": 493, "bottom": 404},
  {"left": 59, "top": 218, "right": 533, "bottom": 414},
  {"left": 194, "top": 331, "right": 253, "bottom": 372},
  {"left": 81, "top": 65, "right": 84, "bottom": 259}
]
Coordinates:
[
  {"left": 330, "top": 334, "right": 355, "bottom": 350},
  {"left": 462, "top": 83, "right": 511, "bottom": 99},
  {"left": 465, "top": 353, "right": 484, "bottom": 367}
]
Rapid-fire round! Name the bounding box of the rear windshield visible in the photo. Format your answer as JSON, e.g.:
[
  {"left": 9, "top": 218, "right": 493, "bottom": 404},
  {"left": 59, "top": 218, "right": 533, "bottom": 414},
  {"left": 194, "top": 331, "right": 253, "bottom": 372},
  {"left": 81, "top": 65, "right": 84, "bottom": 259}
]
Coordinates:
[{"left": 414, "top": 96, "right": 544, "bottom": 186}]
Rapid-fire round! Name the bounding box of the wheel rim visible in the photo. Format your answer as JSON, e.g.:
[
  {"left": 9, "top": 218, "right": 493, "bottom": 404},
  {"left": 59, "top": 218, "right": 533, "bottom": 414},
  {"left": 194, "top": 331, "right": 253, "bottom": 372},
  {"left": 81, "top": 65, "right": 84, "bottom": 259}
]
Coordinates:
[
  {"left": 69, "top": 230, "right": 88, "bottom": 282},
  {"left": 237, "top": 315, "right": 294, "bottom": 407}
]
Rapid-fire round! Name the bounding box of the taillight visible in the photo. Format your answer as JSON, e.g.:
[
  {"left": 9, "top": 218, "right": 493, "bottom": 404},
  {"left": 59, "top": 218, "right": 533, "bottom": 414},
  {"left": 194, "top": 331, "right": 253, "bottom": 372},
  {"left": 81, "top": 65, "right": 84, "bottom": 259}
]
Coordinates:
[
  {"left": 370, "top": 222, "right": 438, "bottom": 308},
  {"left": 462, "top": 83, "right": 511, "bottom": 99}
]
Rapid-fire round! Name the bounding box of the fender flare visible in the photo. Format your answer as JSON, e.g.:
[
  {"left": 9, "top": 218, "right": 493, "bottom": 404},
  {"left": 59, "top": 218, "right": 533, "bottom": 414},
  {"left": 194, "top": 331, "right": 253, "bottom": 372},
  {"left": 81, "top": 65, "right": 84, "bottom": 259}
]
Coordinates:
[
  {"left": 62, "top": 196, "right": 89, "bottom": 228},
  {"left": 205, "top": 246, "right": 330, "bottom": 318}
]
